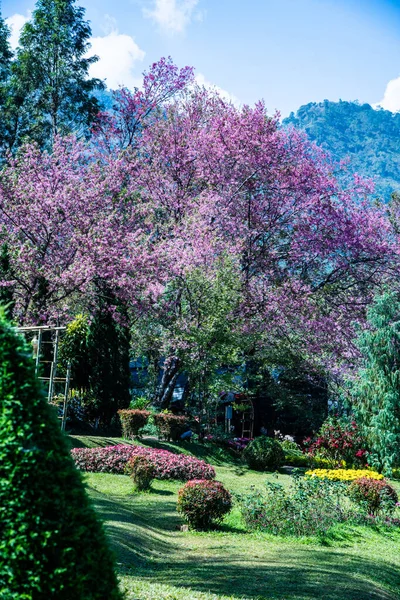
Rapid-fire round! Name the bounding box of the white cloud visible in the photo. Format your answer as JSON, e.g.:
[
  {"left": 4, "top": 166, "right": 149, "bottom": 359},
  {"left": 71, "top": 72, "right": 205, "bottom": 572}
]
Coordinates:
[
  {"left": 89, "top": 26, "right": 145, "bottom": 90},
  {"left": 6, "top": 13, "right": 30, "bottom": 50},
  {"left": 195, "top": 73, "right": 241, "bottom": 107},
  {"left": 143, "top": 0, "right": 199, "bottom": 34},
  {"left": 374, "top": 75, "right": 400, "bottom": 112}
]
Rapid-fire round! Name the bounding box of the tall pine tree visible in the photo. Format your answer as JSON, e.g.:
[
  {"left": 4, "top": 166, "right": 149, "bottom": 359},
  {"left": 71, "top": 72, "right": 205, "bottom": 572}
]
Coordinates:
[
  {"left": 88, "top": 290, "right": 132, "bottom": 428},
  {"left": 11, "top": 0, "right": 103, "bottom": 147},
  {"left": 351, "top": 291, "right": 400, "bottom": 474},
  {"left": 0, "top": 13, "right": 15, "bottom": 156}
]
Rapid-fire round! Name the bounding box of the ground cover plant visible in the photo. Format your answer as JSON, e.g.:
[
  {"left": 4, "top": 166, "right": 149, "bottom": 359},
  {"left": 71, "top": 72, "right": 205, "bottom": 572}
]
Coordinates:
[
  {"left": 72, "top": 443, "right": 216, "bottom": 480},
  {"left": 74, "top": 436, "right": 400, "bottom": 600}
]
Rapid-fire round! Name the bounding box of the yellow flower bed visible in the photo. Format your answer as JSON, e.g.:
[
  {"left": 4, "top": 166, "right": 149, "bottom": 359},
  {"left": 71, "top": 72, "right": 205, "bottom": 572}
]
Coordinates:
[{"left": 305, "top": 468, "right": 384, "bottom": 482}]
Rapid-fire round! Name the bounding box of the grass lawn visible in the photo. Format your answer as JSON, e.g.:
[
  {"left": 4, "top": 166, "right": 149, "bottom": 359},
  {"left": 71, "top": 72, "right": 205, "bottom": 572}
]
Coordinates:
[{"left": 69, "top": 435, "right": 400, "bottom": 600}]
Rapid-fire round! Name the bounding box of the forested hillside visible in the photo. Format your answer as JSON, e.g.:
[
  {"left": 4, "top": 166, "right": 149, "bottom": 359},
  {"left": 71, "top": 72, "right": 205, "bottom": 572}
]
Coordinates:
[{"left": 283, "top": 100, "right": 400, "bottom": 200}]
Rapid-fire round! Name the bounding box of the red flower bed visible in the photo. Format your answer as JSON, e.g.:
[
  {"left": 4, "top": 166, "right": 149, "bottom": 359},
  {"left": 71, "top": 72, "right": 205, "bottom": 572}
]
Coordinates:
[{"left": 71, "top": 445, "right": 215, "bottom": 481}]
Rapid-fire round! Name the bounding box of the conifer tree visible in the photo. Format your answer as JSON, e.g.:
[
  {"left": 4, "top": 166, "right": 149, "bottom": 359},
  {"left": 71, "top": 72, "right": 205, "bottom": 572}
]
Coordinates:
[
  {"left": 0, "top": 13, "right": 14, "bottom": 156},
  {"left": 0, "top": 313, "right": 123, "bottom": 599},
  {"left": 351, "top": 291, "right": 400, "bottom": 474},
  {"left": 11, "top": 0, "right": 103, "bottom": 147},
  {"left": 87, "top": 289, "right": 132, "bottom": 427}
]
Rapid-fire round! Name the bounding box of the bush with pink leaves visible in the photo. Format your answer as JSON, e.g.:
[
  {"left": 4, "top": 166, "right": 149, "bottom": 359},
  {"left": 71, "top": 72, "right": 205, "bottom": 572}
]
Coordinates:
[{"left": 71, "top": 444, "right": 215, "bottom": 481}]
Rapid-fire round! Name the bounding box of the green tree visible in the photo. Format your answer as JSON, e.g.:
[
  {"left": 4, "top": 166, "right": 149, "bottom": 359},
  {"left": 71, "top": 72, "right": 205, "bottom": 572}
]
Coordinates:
[
  {"left": 87, "top": 290, "right": 132, "bottom": 427},
  {"left": 0, "top": 312, "right": 122, "bottom": 599},
  {"left": 351, "top": 291, "right": 400, "bottom": 474},
  {"left": 0, "top": 14, "right": 15, "bottom": 156},
  {"left": 0, "top": 242, "right": 15, "bottom": 318},
  {"left": 11, "top": 0, "right": 103, "bottom": 147}
]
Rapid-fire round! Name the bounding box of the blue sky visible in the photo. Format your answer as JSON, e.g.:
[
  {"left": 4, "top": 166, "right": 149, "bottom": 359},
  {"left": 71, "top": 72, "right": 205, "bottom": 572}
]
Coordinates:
[{"left": 3, "top": 0, "right": 400, "bottom": 116}]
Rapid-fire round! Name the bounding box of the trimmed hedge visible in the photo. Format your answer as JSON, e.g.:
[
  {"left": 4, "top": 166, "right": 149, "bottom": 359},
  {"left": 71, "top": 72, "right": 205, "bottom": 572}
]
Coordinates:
[
  {"left": 243, "top": 436, "right": 285, "bottom": 471},
  {"left": 153, "top": 413, "right": 188, "bottom": 441},
  {"left": 72, "top": 444, "right": 216, "bottom": 480},
  {"left": 0, "top": 316, "right": 122, "bottom": 600},
  {"left": 118, "top": 409, "right": 150, "bottom": 438}
]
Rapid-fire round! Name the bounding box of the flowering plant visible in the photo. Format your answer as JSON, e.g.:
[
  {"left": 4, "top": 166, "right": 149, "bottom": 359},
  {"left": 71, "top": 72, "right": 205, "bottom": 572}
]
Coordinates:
[
  {"left": 306, "top": 468, "right": 383, "bottom": 482},
  {"left": 349, "top": 477, "right": 398, "bottom": 515},
  {"left": 304, "top": 416, "right": 368, "bottom": 467},
  {"left": 71, "top": 445, "right": 215, "bottom": 481}
]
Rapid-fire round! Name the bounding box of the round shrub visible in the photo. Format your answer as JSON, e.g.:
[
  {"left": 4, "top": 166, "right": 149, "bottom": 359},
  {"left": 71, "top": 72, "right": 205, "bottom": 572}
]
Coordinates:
[
  {"left": 118, "top": 409, "right": 150, "bottom": 438},
  {"left": 127, "top": 455, "right": 156, "bottom": 491},
  {"left": 177, "top": 480, "right": 232, "bottom": 530},
  {"left": 243, "top": 436, "right": 285, "bottom": 471},
  {"left": 0, "top": 315, "right": 122, "bottom": 600},
  {"left": 349, "top": 477, "right": 398, "bottom": 515}
]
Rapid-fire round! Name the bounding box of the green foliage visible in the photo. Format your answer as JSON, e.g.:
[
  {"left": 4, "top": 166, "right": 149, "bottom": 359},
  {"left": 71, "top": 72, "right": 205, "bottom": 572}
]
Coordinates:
[
  {"left": 153, "top": 413, "right": 188, "bottom": 441},
  {"left": 243, "top": 436, "right": 285, "bottom": 471},
  {"left": 86, "top": 291, "right": 132, "bottom": 428},
  {"left": 130, "top": 395, "right": 151, "bottom": 410},
  {"left": 132, "top": 257, "right": 245, "bottom": 410},
  {"left": 283, "top": 448, "right": 309, "bottom": 468},
  {"left": 0, "top": 15, "right": 14, "bottom": 157},
  {"left": 58, "top": 313, "right": 90, "bottom": 390},
  {"left": 266, "top": 365, "right": 328, "bottom": 437},
  {"left": 11, "top": 0, "right": 103, "bottom": 147},
  {"left": 283, "top": 100, "right": 400, "bottom": 200},
  {"left": 0, "top": 243, "right": 15, "bottom": 318},
  {"left": 126, "top": 455, "right": 156, "bottom": 491},
  {"left": 177, "top": 479, "right": 232, "bottom": 530},
  {"left": 237, "top": 475, "right": 351, "bottom": 537},
  {"left": 0, "top": 313, "right": 122, "bottom": 599},
  {"left": 349, "top": 477, "right": 398, "bottom": 516},
  {"left": 351, "top": 291, "right": 400, "bottom": 474},
  {"left": 118, "top": 409, "right": 150, "bottom": 439}
]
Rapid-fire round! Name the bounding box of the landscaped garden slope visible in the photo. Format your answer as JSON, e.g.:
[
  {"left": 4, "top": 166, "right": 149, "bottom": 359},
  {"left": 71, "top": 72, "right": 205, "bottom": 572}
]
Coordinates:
[{"left": 71, "top": 436, "right": 400, "bottom": 600}]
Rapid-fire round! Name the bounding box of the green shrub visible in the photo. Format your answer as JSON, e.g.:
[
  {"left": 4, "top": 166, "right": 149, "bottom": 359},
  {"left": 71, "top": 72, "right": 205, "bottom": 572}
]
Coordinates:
[
  {"left": 118, "top": 409, "right": 150, "bottom": 438},
  {"left": 177, "top": 480, "right": 232, "bottom": 530},
  {"left": 349, "top": 477, "right": 398, "bottom": 516},
  {"left": 243, "top": 437, "right": 285, "bottom": 471},
  {"left": 0, "top": 315, "right": 122, "bottom": 599},
  {"left": 284, "top": 448, "right": 309, "bottom": 467},
  {"left": 126, "top": 455, "right": 156, "bottom": 491},
  {"left": 279, "top": 438, "right": 300, "bottom": 452},
  {"left": 130, "top": 395, "right": 151, "bottom": 410},
  {"left": 154, "top": 413, "right": 188, "bottom": 441},
  {"left": 237, "top": 475, "right": 350, "bottom": 537}
]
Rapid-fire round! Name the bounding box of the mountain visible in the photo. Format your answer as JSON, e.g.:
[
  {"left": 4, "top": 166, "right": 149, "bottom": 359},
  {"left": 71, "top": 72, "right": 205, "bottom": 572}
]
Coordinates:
[{"left": 283, "top": 100, "right": 400, "bottom": 200}]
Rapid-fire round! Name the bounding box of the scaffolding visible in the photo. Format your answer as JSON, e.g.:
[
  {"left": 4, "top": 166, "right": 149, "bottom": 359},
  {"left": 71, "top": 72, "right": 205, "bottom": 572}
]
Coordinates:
[{"left": 17, "top": 326, "right": 71, "bottom": 431}]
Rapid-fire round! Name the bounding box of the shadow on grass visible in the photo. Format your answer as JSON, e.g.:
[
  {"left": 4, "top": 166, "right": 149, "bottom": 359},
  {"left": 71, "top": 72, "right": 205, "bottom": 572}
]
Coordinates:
[
  {"left": 67, "top": 435, "right": 135, "bottom": 449},
  {"left": 89, "top": 483, "right": 400, "bottom": 600},
  {"left": 139, "top": 551, "right": 400, "bottom": 600}
]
